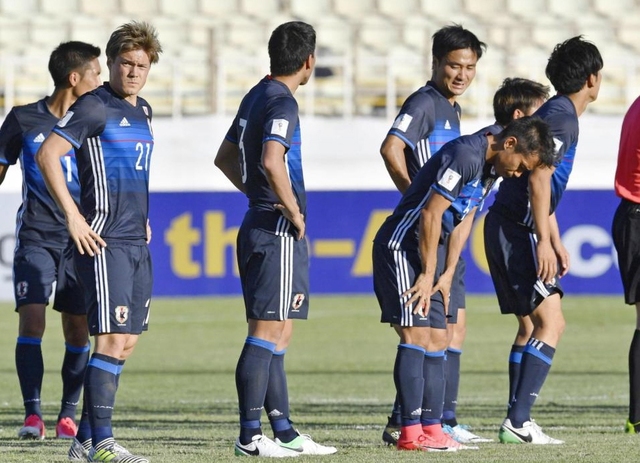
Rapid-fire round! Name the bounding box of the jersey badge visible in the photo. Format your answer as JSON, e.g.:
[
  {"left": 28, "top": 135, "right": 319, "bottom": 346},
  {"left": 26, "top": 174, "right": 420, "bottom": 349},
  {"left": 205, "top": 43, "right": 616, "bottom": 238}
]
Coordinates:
[
  {"left": 115, "top": 305, "right": 129, "bottom": 324},
  {"left": 16, "top": 281, "right": 28, "bottom": 298},
  {"left": 438, "top": 168, "right": 461, "bottom": 192},
  {"left": 291, "top": 293, "right": 305, "bottom": 311},
  {"left": 271, "top": 119, "right": 289, "bottom": 138},
  {"left": 57, "top": 111, "right": 74, "bottom": 128},
  {"left": 553, "top": 137, "right": 563, "bottom": 154},
  {"left": 444, "top": 120, "right": 451, "bottom": 130},
  {"left": 33, "top": 133, "right": 45, "bottom": 143},
  {"left": 119, "top": 117, "right": 131, "bottom": 127},
  {"left": 392, "top": 113, "right": 412, "bottom": 132}
]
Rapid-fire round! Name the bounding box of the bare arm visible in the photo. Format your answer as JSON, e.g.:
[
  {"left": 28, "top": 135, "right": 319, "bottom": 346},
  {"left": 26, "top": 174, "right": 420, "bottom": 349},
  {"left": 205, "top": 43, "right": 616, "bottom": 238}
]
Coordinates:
[
  {"left": 262, "top": 140, "right": 305, "bottom": 240},
  {"left": 403, "top": 193, "right": 452, "bottom": 316},
  {"left": 529, "top": 165, "right": 556, "bottom": 283},
  {"left": 380, "top": 134, "right": 411, "bottom": 194},
  {"left": 0, "top": 163, "right": 8, "bottom": 185},
  {"left": 35, "top": 133, "right": 106, "bottom": 255},
  {"left": 214, "top": 138, "right": 246, "bottom": 194},
  {"left": 549, "top": 212, "right": 570, "bottom": 278},
  {"left": 433, "top": 208, "right": 477, "bottom": 314}
]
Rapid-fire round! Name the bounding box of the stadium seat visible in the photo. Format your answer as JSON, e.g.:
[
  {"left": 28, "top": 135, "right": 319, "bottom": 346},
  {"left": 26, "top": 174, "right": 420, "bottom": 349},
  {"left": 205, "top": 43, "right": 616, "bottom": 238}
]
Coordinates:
[
  {"left": 199, "top": 0, "right": 240, "bottom": 18},
  {"left": 186, "top": 16, "right": 222, "bottom": 48},
  {"left": 29, "top": 16, "right": 69, "bottom": 48},
  {"left": 592, "top": 0, "right": 637, "bottom": 20},
  {"left": 240, "top": 0, "right": 282, "bottom": 20},
  {"left": 377, "top": 0, "right": 421, "bottom": 21},
  {"left": 264, "top": 13, "right": 302, "bottom": 37},
  {"left": 79, "top": 0, "right": 120, "bottom": 16},
  {"left": 159, "top": 0, "right": 198, "bottom": 17},
  {"left": 334, "top": 0, "right": 377, "bottom": 21},
  {"left": 290, "top": 0, "right": 332, "bottom": 22},
  {"left": 421, "top": 0, "right": 476, "bottom": 24},
  {"left": 0, "top": 0, "right": 37, "bottom": 17},
  {"left": 618, "top": 21, "right": 640, "bottom": 54},
  {"left": 548, "top": 0, "right": 592, "bottom": 20},
  {"left": 505, "top": 45, "right": 549, "bottom": 84},
  {"left": 505, "top": 0, "right": 546, "bottom": 22},
  {"left": 150, "top": 16, "right": 188, "bottom": 55},
  {"left": 224, "top": 16, "right": 269, "bottom": 54},
  {"left": 358, "top": 15, "right": 401, "bottom": 54},
  {"left": 121, "top": 0, "right": 159, "bottom": 16},
  {"left": 0, "top": 15, "right": 30, "bottom": 51},
  {"left": 531, "top": 19, "right": 577, "bottom": 53},
  {"left": 11, "top": 47, "right": 51, "bottom": 106},
  {"left": 400, "top": 15, "right": 439, "bottom": 54},
  {"left": 40, "top": 0, "right": 78, "bottom": 16},
  {"left": 69, "top": 15, "right": 110, "bottom": 48},
  {"left": 463, "top": 0, "right": 506, "bottom": 22},
  {"left": 315, "top": 16, "right": 353, "bottom": 55}
]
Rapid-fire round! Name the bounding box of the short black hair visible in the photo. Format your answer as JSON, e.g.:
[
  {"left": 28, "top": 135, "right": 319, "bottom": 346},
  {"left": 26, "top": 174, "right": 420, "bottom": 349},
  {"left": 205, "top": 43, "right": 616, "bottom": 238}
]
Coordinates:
[
  {"left": 268, "top": 21, "right": 316, "bottom": 77},
  {"left": 499, "top": 116, "right": 557, "bottom": 168},
  {"left": 48, "top": 41, "right": 101, "bottom": 88},
  {"left": 432, "top": 24, "right": 486, "bottom": 62},
  {"left": 546, "top": 36, "right": 603, "bottom": 94},
  {"left": 493, "top": 78, "right": 550, "bottom": 126}
]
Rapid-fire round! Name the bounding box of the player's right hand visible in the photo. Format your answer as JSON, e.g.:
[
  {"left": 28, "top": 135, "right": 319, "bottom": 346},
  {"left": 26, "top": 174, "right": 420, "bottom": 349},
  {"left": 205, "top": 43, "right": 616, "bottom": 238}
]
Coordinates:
[
  {"left": 67, "top": 212, "right": 107, "bottom": 256},
  {"left": 402, "top": 273, "right": 432, "bottom": 318}
]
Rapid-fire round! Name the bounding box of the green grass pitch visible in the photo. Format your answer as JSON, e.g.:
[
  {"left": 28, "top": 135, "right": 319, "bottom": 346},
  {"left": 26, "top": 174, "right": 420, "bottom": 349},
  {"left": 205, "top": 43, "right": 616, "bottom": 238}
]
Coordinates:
[{"left": 0, "top": 294, "right": 637, "bottom": 462}]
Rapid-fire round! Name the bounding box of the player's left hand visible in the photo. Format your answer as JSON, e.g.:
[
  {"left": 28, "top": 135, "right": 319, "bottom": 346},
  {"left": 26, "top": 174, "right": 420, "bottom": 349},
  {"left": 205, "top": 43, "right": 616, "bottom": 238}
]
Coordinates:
[
  {"left": 554, "top": 242, "right": 570, "bottom": 278},
  {"left": 146, "top": 219, "right": 152, "bottom": 244},
  {"left": 432, "top": 273, "right": 453, "bottom": 316},
  {"left": 536, "top": 239, "right": 557, "bottom": 284},
  {"left": 274, "top": 204, "right": 305, "bottom": 240}
]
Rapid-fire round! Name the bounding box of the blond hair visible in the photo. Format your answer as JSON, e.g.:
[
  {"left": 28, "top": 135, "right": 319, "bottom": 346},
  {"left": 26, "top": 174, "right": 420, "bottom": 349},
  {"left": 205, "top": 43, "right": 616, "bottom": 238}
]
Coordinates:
[{"left": 106, "top": 21, "right": 162, "bottom": 65}]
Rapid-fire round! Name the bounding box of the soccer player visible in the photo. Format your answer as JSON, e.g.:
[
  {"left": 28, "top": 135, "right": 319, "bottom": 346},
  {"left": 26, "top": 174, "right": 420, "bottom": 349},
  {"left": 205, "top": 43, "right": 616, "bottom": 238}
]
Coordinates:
[
  {"left": 0, "top": 41, "right": 101, "bottom": 440},
  {"left": 612, "top": 95, "right": 640, "bottom": 434},
  {"left": 440, "top": 77, "right": 550, "bottom": 445},
  {"left": 214, "top": 21, "right": 337, "bottom": 457},
  {"left": 36, "top": 21, "right": 162, "bottom": 463},
  {"left": 379, "top": 24, "right": 487, "bottom": 445},
  {"left": 484, "top": 36, "right": 603, "bottom": 444},
  {"left": 374, "top": 116, "right": 556, "bottom": 452}
]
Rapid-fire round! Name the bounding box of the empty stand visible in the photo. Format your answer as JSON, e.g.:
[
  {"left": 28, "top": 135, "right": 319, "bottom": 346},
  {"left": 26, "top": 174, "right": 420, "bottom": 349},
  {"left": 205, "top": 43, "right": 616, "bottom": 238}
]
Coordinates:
[
  {"left": 290, "top": 0, "right": 332, "bottom": 22},
  {"left": 79, "top": 0, "right": 119, "bottom": 16},
  {"left": 377, "top": 0, "right": 421, "bottom": 21},
  {"left": 0, "top": 0, "right": 636, "bottom": 117},
  {"left": 334, "top": 0, "right": 377, "bottom": 21}
]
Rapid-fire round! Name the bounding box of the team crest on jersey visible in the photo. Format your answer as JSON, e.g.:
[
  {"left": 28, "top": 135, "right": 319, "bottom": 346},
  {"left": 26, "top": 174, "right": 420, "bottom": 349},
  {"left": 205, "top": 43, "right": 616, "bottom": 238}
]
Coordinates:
[
  {"left": 438, "top": 168, "right": 461, "bottom": 192},
  {"left": 115, "top": 306, "right": 129, "bottom": 324},
  {"left": 392, "top": 113, "right": 412, "bottom": 132},
  {"left": 57, "top": 111, "right": 74, "bottom": 128},
  {"left": 16, "top": 281, "right": 28, "bottom": 298},
  {"left": 291, "top": 293, "right": 305, "bottom": 311},
  {"left": 553, "top": 137, "right": 563, "bottom": 154},
  {"left": 271, "top": 119, "right": 289, "bottom": 138}
]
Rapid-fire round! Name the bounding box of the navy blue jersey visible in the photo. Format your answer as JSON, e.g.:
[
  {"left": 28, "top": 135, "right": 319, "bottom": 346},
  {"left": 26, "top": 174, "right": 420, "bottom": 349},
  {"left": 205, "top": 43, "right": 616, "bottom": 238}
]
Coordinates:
[
  {"left": 52, "top": 84, "right": 153, "bottom": 244},
  {"left": 374, "top": 132, "right": 498, "bottom": 252},
  {"left": 387, "top": 81, "right": 461, "bottom": 179},
  {"left": 491, "top": 95, "right": 578, "bottom": 227},
  {"left": 225, "top": 76, "right": 305, "bottom": 235},
  {"left": 0, "top": 98, "right": 79, "bottom": 247}
]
